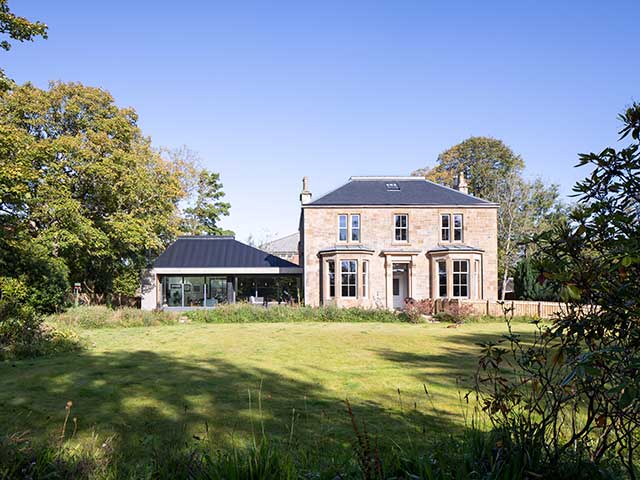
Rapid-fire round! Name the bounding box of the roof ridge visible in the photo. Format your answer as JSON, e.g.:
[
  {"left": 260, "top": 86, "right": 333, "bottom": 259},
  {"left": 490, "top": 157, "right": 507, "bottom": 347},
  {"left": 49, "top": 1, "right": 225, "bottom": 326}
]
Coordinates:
[
  {"left": 349, "top": 176, "right": 425, "bottom": 181},
  {"left": 421, "top": 178, "right": 493, "bottom": 203}
]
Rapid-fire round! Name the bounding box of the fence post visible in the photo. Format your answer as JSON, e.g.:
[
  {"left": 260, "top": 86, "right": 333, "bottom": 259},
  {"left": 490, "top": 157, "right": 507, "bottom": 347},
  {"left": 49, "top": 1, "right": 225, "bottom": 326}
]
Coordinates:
[
  {"left": 486, "top": 300, "right": 490, "bottom": 316},
  {"left": 538, "top": 301, "right": 542, "bottom": 318}
]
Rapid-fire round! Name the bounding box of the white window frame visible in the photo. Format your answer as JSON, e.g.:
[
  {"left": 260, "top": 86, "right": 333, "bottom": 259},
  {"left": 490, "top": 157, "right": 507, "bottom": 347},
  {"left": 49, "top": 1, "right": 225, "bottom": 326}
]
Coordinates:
[
  {"left": 452, "top": 260, "right": 469, "bottom": 298},
  {"left": 351, "top": 214, "right": 361, "bottom": 242},
  {"left": 453, "top": 214, "right": 463, "bottom": 242},
  {"left": 362, "top": 260, "right": 368, "bottom": 298},
  {"left": 441, "top": 214, "right": 450, "bottom": 242},
  {"left": 341, "top": 260, "right": 357, "bottom": 298},
  {"left": 338, "top": 214, "right": 348, "bottom": 242},
  {"left": 394, "top": 214, "right": 408, "bottom": 242},
  {"left": 437, "top": 260, "right": 447, "bottom": 298}
]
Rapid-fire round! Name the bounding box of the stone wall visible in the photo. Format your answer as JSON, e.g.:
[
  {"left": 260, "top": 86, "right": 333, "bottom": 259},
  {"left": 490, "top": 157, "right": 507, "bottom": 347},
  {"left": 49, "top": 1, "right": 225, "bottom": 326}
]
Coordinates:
[{"left": 301, "top": 206, "right": 498, "bottom": 307}]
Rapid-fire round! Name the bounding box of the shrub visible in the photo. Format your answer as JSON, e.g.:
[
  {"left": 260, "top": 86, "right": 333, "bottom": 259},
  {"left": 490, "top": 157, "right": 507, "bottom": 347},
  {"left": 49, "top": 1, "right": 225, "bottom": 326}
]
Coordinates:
[
  {"left": 47, "top": 306, "right": 180, "bottom": 329},
  {"left": 433, "top": 300, "right": 474, "bottom": 323},
  {"left": 473, "top": 103, "right": 640, "bottom": 478},
  {"left": 186, "top": 303, "right": 400, "bottom": 324},
  {"left": 0, "top": 277, "right": 82, "bottom": 359},
  {"left": 403, "top": 298, "right": 434, "bottom": 323}
]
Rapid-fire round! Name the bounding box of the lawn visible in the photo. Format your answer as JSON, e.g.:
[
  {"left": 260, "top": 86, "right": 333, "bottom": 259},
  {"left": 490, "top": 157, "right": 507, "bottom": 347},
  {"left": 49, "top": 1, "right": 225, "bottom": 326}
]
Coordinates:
[{"left": 0, "top": 321, "right": 533, "bottom": 465}]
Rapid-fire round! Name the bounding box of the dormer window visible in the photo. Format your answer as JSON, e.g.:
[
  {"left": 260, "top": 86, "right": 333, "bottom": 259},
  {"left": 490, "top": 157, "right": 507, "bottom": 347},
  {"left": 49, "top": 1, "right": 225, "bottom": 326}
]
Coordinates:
[{"left": 385, "top": 182, "right": 400, "bottom": 191}]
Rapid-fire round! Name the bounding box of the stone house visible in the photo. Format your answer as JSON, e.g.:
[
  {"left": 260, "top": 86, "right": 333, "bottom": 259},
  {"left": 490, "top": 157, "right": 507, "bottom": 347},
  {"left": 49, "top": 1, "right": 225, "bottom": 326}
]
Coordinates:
[{"left": 298, "top": 175, "right": 498, "bottom": 309}]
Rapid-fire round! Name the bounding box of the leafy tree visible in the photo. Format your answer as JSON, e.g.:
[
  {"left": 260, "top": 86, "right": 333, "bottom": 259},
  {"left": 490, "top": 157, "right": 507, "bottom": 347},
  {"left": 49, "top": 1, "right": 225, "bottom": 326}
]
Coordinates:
[
  {"left": 0, "top": 81, "right": 229, "bottom": 305},
  {"left": 413, "top": 136, "right": 525, "bottom": 200},
  {"left": 0, "top": 0, "right": 47, "bottom": 51},
  {"left": 414, "top": 136, "right": 564, "bottom": 299},
  {"left": 0, "top": 1, "right": 48, "bottom": 89},
  {"left": 513, "top": 256, "right": 558, "bottom": 301},
  {"left": 181, "top": 170, "right": 233, "bottom": 236},
  {"left": 474, "top": 102, "right": 640, "bottom": 478}
]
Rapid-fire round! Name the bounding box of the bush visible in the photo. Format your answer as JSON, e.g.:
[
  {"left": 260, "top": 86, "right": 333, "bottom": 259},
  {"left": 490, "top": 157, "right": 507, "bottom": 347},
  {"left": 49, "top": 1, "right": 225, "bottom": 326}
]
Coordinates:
[
  {"left": 433, "top": 300, "right": 474, "bottom": 323},
  {"left": 403, "top": 298, "right": 434, "bottom": 323},
  {"left": 185, "top": 303, "right": 401, "bottom": 324},
  {"left": 47, "top": 306, "right": 181, "bottom": 329},
  {"left": 0, "top": 277, "right": 82, "bottom": 359}
]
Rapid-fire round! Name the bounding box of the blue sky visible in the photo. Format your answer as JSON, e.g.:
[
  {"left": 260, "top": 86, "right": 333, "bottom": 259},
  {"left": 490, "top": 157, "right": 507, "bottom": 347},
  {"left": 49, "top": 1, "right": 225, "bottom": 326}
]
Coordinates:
[{"left": 4, "top": 1, "right": 639, "bottom": 242}]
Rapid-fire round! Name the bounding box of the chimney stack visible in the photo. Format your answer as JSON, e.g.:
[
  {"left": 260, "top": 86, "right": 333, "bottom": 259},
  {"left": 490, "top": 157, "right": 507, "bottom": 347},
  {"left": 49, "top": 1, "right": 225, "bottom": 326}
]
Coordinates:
[
  {"left": 300, "top": 176, "right": 312, "bottom": 204},
  {"left": 454, "top": 172, "right": 468, "bottom": 194}
]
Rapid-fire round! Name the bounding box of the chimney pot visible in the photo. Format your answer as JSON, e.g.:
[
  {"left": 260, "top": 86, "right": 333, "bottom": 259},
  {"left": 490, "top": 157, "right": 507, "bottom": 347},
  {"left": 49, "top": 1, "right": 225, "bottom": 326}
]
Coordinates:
[
  {"left": 300, "top": 176, "right": 312, "bottom": 204},
  {"left": 454, "top": 172, "right": 469, "bottom": 194}
]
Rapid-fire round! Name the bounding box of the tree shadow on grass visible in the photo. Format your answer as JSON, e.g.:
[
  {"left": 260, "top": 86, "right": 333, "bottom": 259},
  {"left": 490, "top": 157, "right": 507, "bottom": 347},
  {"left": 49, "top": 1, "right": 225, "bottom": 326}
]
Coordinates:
[
  {"left": 372, "top": 328, "right": 537, "bottom": 394},
  {"left": 0, "top": 347, "right": 463, "bottom": 472}
]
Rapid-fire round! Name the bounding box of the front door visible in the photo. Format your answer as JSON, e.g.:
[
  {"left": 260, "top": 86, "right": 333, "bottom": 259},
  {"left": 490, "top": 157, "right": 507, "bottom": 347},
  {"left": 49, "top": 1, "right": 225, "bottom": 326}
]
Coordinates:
[{"left": 392, "top": 270, "right": 407, "bottom": 309}]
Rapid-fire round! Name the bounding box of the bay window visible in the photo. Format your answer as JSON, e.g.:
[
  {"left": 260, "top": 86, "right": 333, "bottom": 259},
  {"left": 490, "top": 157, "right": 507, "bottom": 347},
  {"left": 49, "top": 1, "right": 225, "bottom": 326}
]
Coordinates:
[
  {"left": 341, "top": 260, "right": 357, "bottom": 297},
  {"left": 453, "top": 260, "right": 469, "bottom": 298},
  {"left": 437, "top": 261, "right": 447, "bottom": 297},
  {"left": 327, "top": 260, "right": 335, "bottom": 297}
]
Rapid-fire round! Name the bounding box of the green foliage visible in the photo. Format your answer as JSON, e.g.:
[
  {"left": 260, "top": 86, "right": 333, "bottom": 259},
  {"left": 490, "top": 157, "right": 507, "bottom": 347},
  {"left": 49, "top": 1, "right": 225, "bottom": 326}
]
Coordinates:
[
  {"left": 0, "top": 0, "right": 48, "bottom": 51},
  {"left": 185, "top": 304, "right": 401, "bottom": 323},
  {"left": 474, "top": 102, "right": 640, "bottom": 479},
  {"left": 413, "top": 136, "right": 525, "bottom": 199},
  {"left": 513, "top": 257, "right": 559, "bottom": 301},
  {"left": 0, "top": 82, "right": 230, "bottom": 310},
  {"left": 47, "top": 305, "right": 181, "bottom": 329},
  {"left": 0, "top": 277, "right": 81, "bottom": 359},
  {"left": 413, "top": 136, "right": 566, "bottom": 299},
  {"left": 182, "top": 169, "right": 233, "bottom": 236}
]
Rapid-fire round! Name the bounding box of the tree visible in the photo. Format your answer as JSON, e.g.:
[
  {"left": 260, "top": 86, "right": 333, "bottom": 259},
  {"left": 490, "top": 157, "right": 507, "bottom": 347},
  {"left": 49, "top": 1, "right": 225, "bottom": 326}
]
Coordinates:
[
  {"left": 414, "top": 136, "right": 564, "bottom": 299},
  {"left": 181, "top": 170, "right": 233, "bottom": 236},
  {"left": 0, "top": 0, "right": 47, "bottom": 51},
  {"left": 513, "top": 257, "right": 558, "bottom": 301},
  {"left": 413, "top": 136, "right": 525, "bottom": 200},
  {"left": 0, "top": 1, "right": 48, "bottom": 88},
  {"left": 474, "top": 102, "right": 640, "bottom": 478},
  {"left": 0, "top": 81, "right": 229, "bottom": 305}
]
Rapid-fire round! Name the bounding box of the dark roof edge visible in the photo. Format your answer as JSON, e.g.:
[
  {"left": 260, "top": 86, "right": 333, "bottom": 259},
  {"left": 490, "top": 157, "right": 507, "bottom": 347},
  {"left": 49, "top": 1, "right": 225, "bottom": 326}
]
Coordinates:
[
  {"left": 303, "top": 203, "right": 499, "bottom": 208},
  {"left": 422, "top": 178, "right": 492, "bottom": 204}
]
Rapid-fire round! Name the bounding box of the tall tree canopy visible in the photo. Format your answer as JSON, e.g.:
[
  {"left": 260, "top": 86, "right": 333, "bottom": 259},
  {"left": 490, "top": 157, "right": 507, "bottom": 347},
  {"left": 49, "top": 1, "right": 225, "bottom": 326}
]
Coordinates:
[
  {"left": 413, "top": 136, "right": 565, "bottom": 299},
  {"left": 0, "top": 81, "right": 230, "bottom": 308},
  {"left": 0, "top": 0, "right": 48, "bottom": 87},
  {"left": 0, "top": 0, "right": 47, "bottom": 51}
]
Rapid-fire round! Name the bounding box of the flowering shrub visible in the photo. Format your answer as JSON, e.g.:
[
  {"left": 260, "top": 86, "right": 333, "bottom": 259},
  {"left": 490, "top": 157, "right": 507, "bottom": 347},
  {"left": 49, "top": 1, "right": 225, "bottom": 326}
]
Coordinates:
[
  {"left": 434, "top": 300, "right": 474, "bottom": 323},
  {"left": 403, "top": 298, "right": 434, "bottom": 323}
]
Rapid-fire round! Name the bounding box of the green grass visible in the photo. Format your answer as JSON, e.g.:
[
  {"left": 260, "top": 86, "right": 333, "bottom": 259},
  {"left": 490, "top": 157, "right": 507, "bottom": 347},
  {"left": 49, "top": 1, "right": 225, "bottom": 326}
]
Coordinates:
[{"left": 0, "top": 320, "right": 534, "bottom": 463}]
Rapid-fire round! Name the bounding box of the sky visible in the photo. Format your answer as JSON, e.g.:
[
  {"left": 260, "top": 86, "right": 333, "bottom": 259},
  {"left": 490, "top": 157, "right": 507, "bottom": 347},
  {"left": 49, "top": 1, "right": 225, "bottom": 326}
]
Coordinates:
[{"left": 4, "top": 1, "right": 639, "bottom": 242}]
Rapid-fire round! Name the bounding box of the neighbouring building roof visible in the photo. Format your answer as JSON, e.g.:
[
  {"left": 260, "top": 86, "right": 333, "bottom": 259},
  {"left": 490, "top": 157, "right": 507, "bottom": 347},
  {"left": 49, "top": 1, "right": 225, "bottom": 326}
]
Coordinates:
[
  {"left": 261, "top": 232, "right": 299, "bottom": 253},
  {"left": 427, "top": 244, "right": 484, "bottom": 253},
  {"left": 153, "top": 236, "right": 300, "bottom": 269},
  {"left": 306, "top": 176, "right": 496, "bottom": 207}
]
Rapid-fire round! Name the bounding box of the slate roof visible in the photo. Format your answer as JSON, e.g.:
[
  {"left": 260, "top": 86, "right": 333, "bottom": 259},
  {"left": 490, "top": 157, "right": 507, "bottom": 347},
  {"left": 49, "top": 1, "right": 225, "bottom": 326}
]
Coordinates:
[
  {"left": 261, "top": 232, "right": 299, "bottom": 253},
  {"left": 306, "top": 177, "right": 495, "bottom": 207},
  {"left": 153, "top": 236, "right": 300, "bottom": 269}
]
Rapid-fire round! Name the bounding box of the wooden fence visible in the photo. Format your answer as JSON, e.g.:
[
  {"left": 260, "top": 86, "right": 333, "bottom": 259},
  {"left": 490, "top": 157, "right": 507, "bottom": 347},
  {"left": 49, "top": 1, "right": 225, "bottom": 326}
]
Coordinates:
[{"left": 434, "top": 298, "right": 592, "bottom": 319}]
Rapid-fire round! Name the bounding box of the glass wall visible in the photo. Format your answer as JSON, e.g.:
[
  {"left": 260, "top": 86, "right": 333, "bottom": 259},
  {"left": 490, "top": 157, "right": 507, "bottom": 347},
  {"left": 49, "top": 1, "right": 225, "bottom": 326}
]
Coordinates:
[
  {"left": 164, "top": 276, "right": 184, "bottom": 307},
  {"left": 162, "top": 275, "right": 228, "bottom": 308},
  {"left": 161, "top": 275, "right": 300, "bottom": 307}
]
